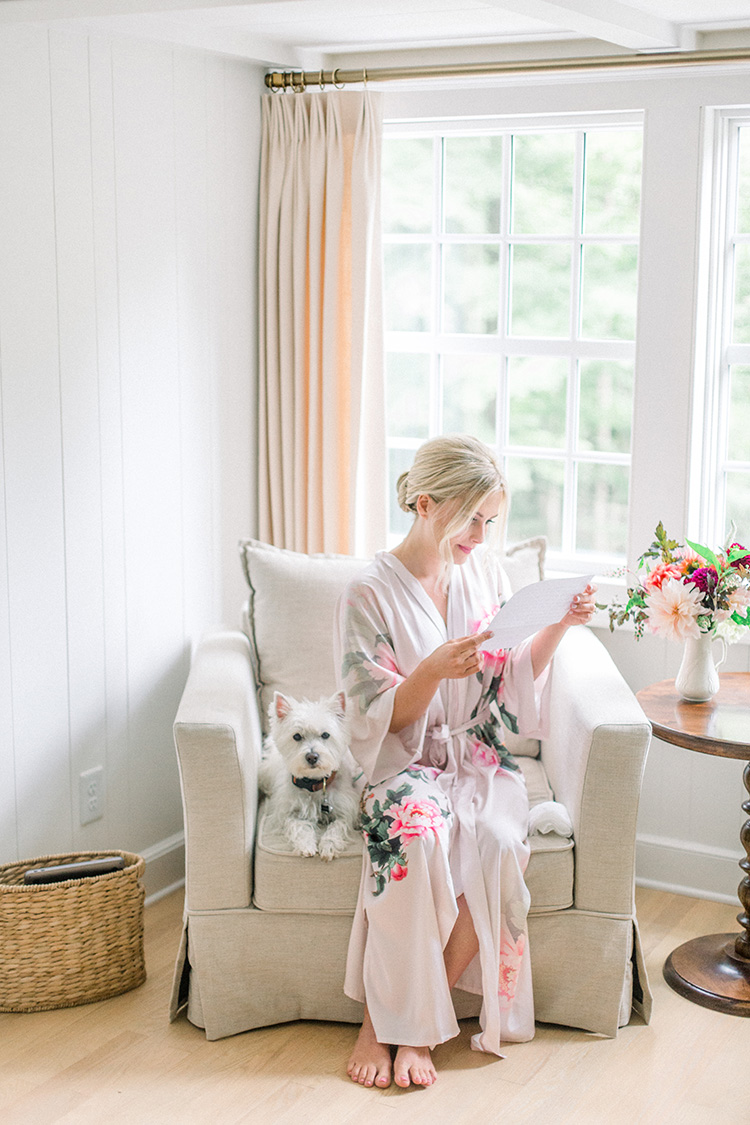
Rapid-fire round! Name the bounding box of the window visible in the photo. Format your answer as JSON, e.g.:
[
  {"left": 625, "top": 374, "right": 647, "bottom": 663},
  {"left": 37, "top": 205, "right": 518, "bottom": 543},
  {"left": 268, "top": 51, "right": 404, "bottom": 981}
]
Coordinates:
[
  {"left": 382, "top": 116, "right": 643, "bottom": 570},
  {"left": 702, "top": 115, "right": 750, "bottom": 546}
]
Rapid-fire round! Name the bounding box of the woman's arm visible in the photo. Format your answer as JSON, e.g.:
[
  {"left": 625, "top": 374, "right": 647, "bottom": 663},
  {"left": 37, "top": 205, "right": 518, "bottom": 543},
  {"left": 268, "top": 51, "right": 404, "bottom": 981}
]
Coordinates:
[
  {"left": 389, "top": 630, "right": 492, "bottom": 733},
  {"left": 530, "top": 583, "right": 597, "bottom": 679}
]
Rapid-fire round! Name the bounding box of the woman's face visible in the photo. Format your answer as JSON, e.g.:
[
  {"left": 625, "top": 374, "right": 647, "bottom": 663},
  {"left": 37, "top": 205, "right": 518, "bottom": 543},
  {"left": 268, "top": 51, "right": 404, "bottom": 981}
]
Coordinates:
[{"left": 446, "top": 490, "right": 503, "bottom": 565}]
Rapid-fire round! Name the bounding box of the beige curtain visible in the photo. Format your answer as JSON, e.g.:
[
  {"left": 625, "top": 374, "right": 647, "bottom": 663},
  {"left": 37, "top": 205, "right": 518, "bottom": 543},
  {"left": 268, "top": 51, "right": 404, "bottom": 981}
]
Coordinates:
[{"left": 258, "top": 91, "right": 387, "bottom": 557}]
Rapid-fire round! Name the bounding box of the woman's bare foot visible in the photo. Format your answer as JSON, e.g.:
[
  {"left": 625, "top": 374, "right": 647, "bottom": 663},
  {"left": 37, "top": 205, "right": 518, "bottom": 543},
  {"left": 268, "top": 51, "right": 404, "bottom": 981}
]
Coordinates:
[
  {"left": 347, "top": 1008, "right": 392, "bottom": 1088},
  {"left": 393, "top": 1045, "right": 436, "bottom": 1088}
]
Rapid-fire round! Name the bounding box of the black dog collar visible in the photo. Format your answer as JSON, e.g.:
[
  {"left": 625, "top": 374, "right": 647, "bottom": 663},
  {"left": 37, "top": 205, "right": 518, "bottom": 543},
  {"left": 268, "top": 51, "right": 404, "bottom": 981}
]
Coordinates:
[{"left": 292, "top": 771, "right": 337, "bottom": 793}]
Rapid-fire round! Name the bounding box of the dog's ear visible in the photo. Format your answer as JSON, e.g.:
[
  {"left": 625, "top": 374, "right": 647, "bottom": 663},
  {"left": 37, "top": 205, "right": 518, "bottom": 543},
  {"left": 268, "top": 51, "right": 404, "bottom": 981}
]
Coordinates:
[
  {"left": 273, "top": 692, "right": 292, "bottom": 720},
  {"left": 329, "top": 691, "right": 346, "bottom": 717}
]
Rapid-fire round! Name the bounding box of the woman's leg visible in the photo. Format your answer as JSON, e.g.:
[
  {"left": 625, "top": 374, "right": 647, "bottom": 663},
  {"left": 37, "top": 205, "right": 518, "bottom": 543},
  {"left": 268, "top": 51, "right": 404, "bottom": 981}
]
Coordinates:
[{"left": 391, "top": 895, "right": 476, "bottom": 1087}]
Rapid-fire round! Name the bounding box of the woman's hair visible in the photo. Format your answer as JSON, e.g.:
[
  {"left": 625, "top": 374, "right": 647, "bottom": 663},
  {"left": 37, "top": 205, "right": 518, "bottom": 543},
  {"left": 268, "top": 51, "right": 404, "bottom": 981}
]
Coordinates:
[{"left": 396, "top": 434, "right": 509, "bottom": 584}]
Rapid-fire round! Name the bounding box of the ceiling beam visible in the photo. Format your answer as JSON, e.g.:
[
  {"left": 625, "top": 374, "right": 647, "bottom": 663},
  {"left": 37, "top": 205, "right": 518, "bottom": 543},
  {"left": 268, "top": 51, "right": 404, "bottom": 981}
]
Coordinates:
[{"left": 485, "top": 0, "right": 690, "bottom": 51}]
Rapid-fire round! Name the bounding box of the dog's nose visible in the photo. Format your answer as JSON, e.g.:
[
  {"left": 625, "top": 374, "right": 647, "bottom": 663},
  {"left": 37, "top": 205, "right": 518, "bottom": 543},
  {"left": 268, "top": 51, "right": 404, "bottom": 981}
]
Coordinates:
[{"left": 305, "top": 751, "right": 319, "bottom": 766}]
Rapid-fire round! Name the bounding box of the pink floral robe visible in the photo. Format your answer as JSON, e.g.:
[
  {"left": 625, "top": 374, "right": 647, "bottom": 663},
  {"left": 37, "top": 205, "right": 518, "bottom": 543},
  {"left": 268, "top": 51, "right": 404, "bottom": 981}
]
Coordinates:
[{"left": 334, "top": 549, "right": 550, "bottom": 1057}]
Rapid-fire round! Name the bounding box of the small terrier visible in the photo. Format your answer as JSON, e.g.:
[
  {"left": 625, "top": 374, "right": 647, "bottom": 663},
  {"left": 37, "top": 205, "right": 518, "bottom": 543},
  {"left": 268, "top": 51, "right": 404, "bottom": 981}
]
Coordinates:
[{"left": 259, "top": 691, "right": 360, "bottom": 860}]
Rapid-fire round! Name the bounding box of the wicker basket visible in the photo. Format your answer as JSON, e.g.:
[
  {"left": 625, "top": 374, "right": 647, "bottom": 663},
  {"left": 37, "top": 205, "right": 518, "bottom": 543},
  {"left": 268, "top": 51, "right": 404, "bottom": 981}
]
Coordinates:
[{"left": 0, "top": 850, "right": 146, "bottom": 1012}]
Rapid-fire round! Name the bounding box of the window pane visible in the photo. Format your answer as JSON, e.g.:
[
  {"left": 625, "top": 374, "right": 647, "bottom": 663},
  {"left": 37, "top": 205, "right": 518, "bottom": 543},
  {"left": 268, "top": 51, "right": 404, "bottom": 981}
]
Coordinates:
[
  {"left": 733, "top": 243, "right": 750, "bottom": 344},
  {"left": 510, "top": 244, "right": 571, "bottom": 337},
  {"left": 725, "top": 471, "right": 750, "bottom": 544},
  {"left": 583, "top": 129, "right": 642, "bottom": 235},
  {"left": 729, "top": 365, "right": 750, "bottom": 462},
  {"left": 443, "top": 244, "right": 499, "bottom": 334},
  {"left": 580, "top": 244, "right": 638, "bottom": 340},
  {"left": 579, "top": 360, "right": 633, "bottom": 453},
  {"left": 382, "top": 137, "right": 433, "bottom": 233},
  {"left": 737, "top": 127, "right": 750, "bottom": 235},
  {"left": 442, "top": 355, "right": 497, "bottom": 443},
  {"left": 384, "top": 243, "right": 431, "bottom": 331},
  {"left": 506, "top": 457, "right": 564, "bottom": 549},
  {"left": 508, "top": 356, "right": 567, "bottom": 448},
  {"left": 444, "top": 136, "right": 502, "bottom": 234},
  {"left": 388, "top": 446, "right": 416, "bottom": 539},
  {"left": 511, "top": 132, "right": 575, "bottom": 236},
  {"left": 387, "top": 354, "right": 430, "bottom": 439},
  {"left": 576, "top": 463, "right": 629, "bottom": 555}
]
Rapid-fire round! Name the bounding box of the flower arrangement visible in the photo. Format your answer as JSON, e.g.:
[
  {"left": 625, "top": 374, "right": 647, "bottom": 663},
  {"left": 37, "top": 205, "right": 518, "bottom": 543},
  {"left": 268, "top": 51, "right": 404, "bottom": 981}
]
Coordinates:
[{"left": 606, "top": 522, "right": 750, "bottom": 643}]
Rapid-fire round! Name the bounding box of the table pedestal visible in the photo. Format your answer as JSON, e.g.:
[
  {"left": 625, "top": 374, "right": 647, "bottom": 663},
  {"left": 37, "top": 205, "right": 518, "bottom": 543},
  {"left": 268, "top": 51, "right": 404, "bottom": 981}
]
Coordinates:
[
  {"left": 635, "top": 680, "right": 750, "bottom": 1017},
  {"left": 664, "top": 933, "right": 750, "bottom": 1015}
]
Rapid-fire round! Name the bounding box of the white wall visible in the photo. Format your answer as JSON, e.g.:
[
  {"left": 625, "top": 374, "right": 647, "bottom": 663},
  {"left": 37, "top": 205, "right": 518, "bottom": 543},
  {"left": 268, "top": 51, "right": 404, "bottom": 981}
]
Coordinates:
[
  {"left": 0, "top": 25, "right": 263, "bottom": 894},
  {"left": 384, "top": 67, "right": 750, "bottom": 904}
]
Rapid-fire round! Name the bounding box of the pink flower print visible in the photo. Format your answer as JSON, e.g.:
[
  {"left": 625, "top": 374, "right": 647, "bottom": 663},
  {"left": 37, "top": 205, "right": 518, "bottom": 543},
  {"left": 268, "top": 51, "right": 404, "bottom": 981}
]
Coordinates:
[
  {"left": 471, "top": 603, "right": 502, "bottom": 635},
  {"left": 391, "top": 862, "right": 408, "bottom": 882},
  {"left": 498, "top": 932, "right": 525, "bottom": 1002},
  {"left": 481, "top": 646, "right": 507, "bottom": 675},
  {"left": 472, "top": 741, "right": 500, "bottom": 769},
  {"left": 387, "top": 798, "right": 445, "bottom": 843}
]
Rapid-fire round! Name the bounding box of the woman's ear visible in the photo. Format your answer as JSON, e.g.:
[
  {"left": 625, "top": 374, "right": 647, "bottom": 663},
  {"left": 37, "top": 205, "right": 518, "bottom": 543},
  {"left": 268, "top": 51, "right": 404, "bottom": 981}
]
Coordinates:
[{"left": 415, "top": 493, "right": 433, "bottom": 519}]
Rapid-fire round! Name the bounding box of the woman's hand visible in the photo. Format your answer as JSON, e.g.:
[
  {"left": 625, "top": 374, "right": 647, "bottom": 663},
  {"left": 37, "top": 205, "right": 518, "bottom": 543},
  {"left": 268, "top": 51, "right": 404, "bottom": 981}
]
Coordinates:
[
  {"left": 422, "top": 631, "right": 494, "bottom": 681},
  {"left": 389, "top": 631, "right": 493, "bottom": 733},
  {"left": 559, "top": 583, "right": 598, "bottom": 628}
]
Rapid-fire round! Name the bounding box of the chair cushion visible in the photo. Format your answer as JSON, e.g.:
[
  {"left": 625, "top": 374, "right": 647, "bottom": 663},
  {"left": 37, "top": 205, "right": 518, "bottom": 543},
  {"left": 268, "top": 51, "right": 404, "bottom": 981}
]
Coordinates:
[
  {"left": 239, "top": 536, "right": 547, "bottom": 738},
  {"left": 253, "top": 757, "right": 573, "bottom": 916}
]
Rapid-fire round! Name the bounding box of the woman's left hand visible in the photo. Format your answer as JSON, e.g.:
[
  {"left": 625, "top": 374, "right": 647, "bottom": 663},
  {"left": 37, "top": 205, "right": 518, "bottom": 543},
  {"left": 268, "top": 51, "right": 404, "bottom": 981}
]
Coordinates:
[{"left": 560, "top": 583, "right": 598, "bottom": 628}]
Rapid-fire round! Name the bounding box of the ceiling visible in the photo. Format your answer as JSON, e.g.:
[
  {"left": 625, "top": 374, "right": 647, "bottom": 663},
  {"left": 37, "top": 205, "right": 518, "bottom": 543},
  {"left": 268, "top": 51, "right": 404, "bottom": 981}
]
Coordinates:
[{"left": 3, "top": 0, "right": 750, "bottom": 71}]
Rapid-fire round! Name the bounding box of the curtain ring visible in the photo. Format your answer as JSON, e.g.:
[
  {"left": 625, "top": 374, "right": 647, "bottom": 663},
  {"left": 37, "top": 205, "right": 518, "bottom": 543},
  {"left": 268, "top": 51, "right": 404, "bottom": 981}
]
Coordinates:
[
  {"left": 362, "top": 67, "right": 368, "bottom": 86},
  {"left": 292, "top": 70, "right": 306, "bottom": 94},
  {"left": 332, "top": 68, "right": 345, "bottom": 90},
  {"left": 319, "top": 69, "right": 325, "bottom": 90}
]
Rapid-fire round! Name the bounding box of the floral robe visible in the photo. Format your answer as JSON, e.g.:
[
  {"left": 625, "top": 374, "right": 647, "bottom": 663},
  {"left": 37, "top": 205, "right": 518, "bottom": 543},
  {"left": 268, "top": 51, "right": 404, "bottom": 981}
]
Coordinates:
[{"left": 334, "top": 549, "right": 550, "bottom": 1057}]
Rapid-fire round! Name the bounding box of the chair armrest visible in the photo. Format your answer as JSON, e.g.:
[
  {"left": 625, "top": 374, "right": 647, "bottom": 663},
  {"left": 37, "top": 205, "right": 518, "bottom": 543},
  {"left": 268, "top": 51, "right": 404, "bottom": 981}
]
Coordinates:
[
  {"left": 173, "top": 629, "right": 263, "bottom": 911},
  {"left": 540, "top": 628, "right": 651, "bottom": 916}
]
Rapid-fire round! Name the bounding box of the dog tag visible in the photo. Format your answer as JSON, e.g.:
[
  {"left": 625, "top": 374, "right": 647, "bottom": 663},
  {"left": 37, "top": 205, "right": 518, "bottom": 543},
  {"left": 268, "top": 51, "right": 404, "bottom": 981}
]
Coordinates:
[{"left": 319, "top": 778, "right": 334, "bottom": 825}]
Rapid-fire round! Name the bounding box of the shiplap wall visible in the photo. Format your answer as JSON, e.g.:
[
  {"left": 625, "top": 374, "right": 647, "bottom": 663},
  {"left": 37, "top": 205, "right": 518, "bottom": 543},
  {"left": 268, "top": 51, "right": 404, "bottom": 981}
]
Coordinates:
[{"left": 0, "top": 25, "right": 262, "bottom": 891}]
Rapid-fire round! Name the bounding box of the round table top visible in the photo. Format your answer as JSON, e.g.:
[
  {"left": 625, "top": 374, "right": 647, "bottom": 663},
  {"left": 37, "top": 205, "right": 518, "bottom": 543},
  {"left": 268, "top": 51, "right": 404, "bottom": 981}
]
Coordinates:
[{"left": 636, "top": 673, "right": 750, "bottom": 759}]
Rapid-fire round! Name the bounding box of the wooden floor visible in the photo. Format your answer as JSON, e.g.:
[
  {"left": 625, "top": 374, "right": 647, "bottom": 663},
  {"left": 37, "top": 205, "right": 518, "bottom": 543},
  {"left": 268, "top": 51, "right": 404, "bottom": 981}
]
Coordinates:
[{"left": 2, "top": 888, "right": 749, "bottom": 1125}]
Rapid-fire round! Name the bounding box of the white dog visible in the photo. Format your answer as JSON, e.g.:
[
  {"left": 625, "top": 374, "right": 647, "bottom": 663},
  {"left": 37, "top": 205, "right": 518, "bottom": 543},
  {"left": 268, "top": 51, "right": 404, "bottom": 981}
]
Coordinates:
[{"left": 259, "top": 690, "right": 361, "bottom": 860}]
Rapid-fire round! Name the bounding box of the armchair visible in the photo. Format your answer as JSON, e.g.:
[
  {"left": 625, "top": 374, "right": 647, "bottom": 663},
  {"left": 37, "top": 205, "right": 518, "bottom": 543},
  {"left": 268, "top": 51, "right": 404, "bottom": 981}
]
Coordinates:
[{"left": 170, "top": 539, "right": 652, "bottom": 1040}]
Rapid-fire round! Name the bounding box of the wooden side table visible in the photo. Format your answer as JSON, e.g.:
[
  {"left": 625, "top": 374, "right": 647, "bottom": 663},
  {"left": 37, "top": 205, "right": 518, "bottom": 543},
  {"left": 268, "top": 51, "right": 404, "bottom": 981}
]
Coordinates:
[{"left": 637, "top": 674, "right": 750, "bottom": 1015}]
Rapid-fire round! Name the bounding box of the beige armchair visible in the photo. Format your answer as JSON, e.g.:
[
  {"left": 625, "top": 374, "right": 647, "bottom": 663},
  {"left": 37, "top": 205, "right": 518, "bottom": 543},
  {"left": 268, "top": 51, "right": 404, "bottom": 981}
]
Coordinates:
[{"left": 170, "top": 539, "right": 652, "bottom": 1041}]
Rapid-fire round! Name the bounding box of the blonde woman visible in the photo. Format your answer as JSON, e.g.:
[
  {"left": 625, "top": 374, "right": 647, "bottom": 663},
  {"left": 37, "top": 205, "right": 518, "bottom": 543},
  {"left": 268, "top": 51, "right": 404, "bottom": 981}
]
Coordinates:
[{"left": 334, "top": 434, "right": 596, "bottom": 1089}]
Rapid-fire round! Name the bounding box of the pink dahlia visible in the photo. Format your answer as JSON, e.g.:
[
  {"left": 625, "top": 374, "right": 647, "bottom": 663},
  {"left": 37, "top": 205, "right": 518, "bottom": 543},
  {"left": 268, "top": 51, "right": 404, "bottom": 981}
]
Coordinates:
[
  {"left": 643, "top": 562, "right": 682, "bottom": 591},
  {"left": 644, "top": 577, "right": 702, "bottom": 640}
]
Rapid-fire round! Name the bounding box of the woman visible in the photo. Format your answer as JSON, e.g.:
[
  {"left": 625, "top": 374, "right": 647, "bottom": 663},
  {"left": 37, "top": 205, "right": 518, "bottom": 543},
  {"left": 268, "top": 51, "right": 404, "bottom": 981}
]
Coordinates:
[{"left": 334, "top": 435, "right": 596, "bottom": 1089}]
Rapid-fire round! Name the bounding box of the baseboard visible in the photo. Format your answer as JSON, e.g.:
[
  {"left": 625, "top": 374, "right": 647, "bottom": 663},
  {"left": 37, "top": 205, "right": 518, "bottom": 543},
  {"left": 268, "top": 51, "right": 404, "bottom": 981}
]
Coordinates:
[
  {"left": 636, "top": 832, "right": 742, "bottom": 905},
  {"left": 141, "top": 831, "right": 185, "bottom": 906}
]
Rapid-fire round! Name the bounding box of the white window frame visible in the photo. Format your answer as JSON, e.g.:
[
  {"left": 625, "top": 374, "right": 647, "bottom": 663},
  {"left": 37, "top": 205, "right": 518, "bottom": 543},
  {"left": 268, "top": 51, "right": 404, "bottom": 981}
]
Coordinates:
[
  {"left": 696, "top": 109, "right": 750, "bottom": 548},
  {"left": 383, "top": 111, "right": 643, "bottom": 572}
]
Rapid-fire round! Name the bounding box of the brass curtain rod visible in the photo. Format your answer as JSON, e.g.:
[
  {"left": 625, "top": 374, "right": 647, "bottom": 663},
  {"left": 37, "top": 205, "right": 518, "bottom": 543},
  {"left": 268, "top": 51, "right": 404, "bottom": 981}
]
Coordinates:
[{"left": 265, "top": 46, "right": 750, "bottom": 91}]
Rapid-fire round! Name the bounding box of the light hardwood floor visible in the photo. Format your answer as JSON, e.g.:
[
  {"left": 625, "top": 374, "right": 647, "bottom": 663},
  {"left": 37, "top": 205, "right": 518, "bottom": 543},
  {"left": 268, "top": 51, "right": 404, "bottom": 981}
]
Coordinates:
[{"left": 1, "top": 887, "right": 749, "bottom": 1125}]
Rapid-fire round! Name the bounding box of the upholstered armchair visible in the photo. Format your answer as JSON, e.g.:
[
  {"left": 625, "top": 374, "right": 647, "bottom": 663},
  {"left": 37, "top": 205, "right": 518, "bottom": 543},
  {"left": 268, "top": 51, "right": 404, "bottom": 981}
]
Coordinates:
[{"left": 170, "top": 539, "right": 652, "bottom": 1041}]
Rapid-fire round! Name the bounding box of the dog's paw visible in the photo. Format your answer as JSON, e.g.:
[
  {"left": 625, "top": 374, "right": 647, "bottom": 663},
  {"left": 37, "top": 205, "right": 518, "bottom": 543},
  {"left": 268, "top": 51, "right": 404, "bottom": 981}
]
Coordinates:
[
  {"left": 318, "top": 838, "right": 342, "bottom": 861},
  {"left": 287, "top": 820, "right": 318, "bottom": 857}
]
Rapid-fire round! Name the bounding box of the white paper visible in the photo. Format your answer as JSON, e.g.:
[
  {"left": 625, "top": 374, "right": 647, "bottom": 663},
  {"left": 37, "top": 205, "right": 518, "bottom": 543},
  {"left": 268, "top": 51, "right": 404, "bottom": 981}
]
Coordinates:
[{"left": 480, "top": 574, "right": 595, "bottom": 651}]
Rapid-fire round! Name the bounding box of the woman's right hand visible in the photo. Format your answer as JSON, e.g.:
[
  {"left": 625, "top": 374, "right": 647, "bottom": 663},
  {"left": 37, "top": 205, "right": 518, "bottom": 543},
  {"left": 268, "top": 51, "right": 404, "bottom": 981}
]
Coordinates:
[
  {"left": 389, "top": 631, "right": 493, "bottom": 733},
  {"left": 423, "top": 632, "right": 493, "bottom": 680}
]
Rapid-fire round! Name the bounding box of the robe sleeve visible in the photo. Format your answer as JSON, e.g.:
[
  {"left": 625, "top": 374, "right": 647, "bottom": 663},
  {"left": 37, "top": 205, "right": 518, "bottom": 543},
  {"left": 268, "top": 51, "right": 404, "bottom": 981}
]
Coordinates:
[
  {"left": 334, "top": 580, "right": 429, "bottom": 786},
  {"left": 490, "top": 562, "right": 551, "bottom": 740}
]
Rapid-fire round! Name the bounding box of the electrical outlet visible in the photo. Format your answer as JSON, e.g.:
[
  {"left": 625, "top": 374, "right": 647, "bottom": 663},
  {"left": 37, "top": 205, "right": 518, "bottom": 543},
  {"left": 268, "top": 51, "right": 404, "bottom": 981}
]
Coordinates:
[{"left": 79, "top": 766, "right": 105, "bottom": 825}]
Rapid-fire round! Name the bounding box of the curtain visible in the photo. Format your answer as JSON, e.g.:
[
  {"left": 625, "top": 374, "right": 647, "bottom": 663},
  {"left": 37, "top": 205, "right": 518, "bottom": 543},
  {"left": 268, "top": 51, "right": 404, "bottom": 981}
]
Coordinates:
[{"left": 258, "top": 91, "right": 387, "bottom": 557}]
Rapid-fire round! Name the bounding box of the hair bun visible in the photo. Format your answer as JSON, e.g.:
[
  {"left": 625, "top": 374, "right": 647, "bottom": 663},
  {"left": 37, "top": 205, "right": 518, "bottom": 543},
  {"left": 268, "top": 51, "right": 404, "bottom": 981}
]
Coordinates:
[{"left": 396, "top": 470, "right": 412, "bottom": 513}]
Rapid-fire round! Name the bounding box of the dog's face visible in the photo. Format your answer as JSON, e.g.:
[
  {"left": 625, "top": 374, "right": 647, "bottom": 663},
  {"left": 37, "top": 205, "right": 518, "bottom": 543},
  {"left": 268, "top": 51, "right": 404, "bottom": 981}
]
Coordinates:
[{"left": 269, "top": 692, "right": 348, "bottom": 780}]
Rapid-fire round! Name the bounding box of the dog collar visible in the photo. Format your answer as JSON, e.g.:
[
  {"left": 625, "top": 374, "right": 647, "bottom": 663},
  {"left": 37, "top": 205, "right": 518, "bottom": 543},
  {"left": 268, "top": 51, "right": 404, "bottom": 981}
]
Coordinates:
[{"left": 291, "top": 771, "right": 337, "bottom": 793}]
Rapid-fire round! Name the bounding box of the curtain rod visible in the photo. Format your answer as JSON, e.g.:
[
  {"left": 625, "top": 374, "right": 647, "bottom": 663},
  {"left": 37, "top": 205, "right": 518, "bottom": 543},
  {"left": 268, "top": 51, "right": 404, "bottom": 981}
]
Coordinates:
[{"left": 265, "top": 46, "right": 750, "bottom": 91}]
